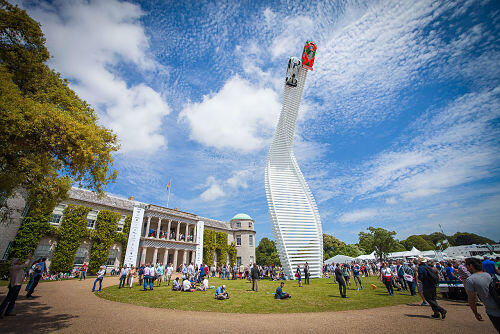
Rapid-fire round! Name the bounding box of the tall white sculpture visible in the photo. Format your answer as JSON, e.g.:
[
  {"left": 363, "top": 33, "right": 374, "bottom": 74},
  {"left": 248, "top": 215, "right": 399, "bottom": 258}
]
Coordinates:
[{"left": 265, "top": 42, "right": 323, "bottom": 279}]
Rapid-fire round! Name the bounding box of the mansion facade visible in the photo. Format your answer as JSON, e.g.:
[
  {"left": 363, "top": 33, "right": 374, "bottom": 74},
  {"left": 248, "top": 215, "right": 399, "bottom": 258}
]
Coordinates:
[{"left": 0, "top": 188, "right": 256, "bottom": 271}]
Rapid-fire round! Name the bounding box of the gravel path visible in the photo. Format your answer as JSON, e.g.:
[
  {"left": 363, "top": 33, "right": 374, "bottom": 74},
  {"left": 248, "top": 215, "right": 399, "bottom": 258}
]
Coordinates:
[{"left": 0, "top": 277, "right": 496, "bottom": 333}]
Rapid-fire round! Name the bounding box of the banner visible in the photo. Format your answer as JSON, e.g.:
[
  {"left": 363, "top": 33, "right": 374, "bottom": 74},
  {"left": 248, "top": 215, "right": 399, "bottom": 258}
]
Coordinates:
[
  {"left": 124, "top": 205, "right": 145, "bottom": 267},
  {"left": 195, "top": 220, "right": 204, "bottom": 266}
]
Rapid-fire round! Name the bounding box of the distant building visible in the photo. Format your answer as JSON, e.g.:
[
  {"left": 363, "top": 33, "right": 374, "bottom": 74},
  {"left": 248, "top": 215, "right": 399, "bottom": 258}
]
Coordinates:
[{"left": 0, "top": 188, "right": 256, "bottom": 270}]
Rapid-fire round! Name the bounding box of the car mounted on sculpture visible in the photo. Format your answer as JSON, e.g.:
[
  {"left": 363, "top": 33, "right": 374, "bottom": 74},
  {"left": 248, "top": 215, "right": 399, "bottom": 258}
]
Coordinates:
[
  {"left": 285, "top": 57, "right": 301, "bottom": 87},
  {"left": 301, "top": 40, "right": 317, "bottom": 70}
]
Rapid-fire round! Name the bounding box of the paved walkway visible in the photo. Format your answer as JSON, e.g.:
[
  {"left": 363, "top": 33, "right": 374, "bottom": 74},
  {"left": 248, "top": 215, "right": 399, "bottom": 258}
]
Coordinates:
[{"left": 0, "top": 277, "right": 496, "bottom": 333}]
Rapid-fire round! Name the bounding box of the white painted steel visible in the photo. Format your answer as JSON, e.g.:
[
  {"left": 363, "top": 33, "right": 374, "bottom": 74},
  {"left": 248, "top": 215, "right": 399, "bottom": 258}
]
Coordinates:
[{"left": 265, "top": 66, "right": 323, "bottom": 279}]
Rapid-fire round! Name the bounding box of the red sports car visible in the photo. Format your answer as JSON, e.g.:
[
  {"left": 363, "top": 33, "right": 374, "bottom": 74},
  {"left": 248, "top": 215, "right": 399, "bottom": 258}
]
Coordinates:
[{"left": 301, "top": 40, "right": 317, "bottom": 70}]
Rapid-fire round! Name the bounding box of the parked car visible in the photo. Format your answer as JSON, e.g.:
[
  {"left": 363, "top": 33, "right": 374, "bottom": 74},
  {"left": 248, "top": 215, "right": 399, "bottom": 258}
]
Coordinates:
[{"left": 285, "top": 57, "right": 301, "bottom": 87}]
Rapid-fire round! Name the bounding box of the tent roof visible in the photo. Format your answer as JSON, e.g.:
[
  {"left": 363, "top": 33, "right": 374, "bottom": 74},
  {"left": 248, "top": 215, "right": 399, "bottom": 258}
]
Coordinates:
[{"left": 324, "top": 254, "right": 354, "bottom": 264}]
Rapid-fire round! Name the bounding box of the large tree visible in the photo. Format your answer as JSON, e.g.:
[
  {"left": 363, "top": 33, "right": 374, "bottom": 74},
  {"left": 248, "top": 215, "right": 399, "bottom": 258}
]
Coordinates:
[
  {"left": 449, "top": 232, "right": 496, "bottom": 246},
  {"left": 358, "top": 227, "right": 398, "bottom": 259},
  {"left": 323, "top": 234, "right": 361, "bottom": 259},
  {"left": 255, "top": 238, "right": 281, "bottom": 266},
  {"left": 0, "top": 1, "right": 118, "bottom": 214},
  {"left": 403, "top": 235, "right": 435, "bottom": 251}
]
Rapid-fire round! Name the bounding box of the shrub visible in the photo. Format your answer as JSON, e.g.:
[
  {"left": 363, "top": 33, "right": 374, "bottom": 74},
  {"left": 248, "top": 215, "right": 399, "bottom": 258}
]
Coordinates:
[{"left": 88, "top": 210, "right": 120, "bottom": 274}]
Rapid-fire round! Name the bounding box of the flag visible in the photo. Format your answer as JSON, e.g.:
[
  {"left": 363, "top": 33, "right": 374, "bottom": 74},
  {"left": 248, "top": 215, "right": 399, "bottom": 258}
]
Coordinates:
[{"left": 166, "top": 180, "right": 172, "bottom": 190}]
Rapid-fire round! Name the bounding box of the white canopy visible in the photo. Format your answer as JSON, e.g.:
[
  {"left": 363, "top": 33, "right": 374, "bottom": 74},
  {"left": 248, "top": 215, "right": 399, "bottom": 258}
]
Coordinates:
[
  {"left": 324, "top": 254, "right": 354, "bottom": 265},
  {"left": 355, "top": 251, "right": 376, "bottom": 261}
]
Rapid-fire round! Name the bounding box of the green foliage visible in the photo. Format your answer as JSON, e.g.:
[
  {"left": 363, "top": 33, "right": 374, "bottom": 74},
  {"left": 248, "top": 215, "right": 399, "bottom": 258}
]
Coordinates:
[
  {"left": 0, "top": 1, "right": 119, "bottom": 211},
  {"left": 203, "top": 229, "right": 215, "bottom": 265},
  {"left": 255, "top": 237, "right": 281, "bottom": 266},
  {"left": 215, "top": 232, "right": 228, "bottom": 266},
  {"left": 50, "top": 205, "right": 90, "bottom": 273},
  {"left": 358, "top": 227, "right": 397, "bottom": 260},
  {"left": 115, "top": 215, "right": 131, "bottom": 267},
  {"left": 88, "top": 210, "right": 120, "bottom": 274},
  {"left": 391, "top": 242, "right": 407, "bottom": 252},
  {"left": 228, "top": 242, "right": 237, "bottom": 266},
  {"left": 449, "top": 232, "right": 495, "bottom": 246},
  {"left": 403, "top": 235, "right": 435, "bottom": 251},
  {"left": 322, "top": 234, "right": 361, "bottom": 259},
  {"left": 8, "top": 211, "right": 54, "bottom": 260}
]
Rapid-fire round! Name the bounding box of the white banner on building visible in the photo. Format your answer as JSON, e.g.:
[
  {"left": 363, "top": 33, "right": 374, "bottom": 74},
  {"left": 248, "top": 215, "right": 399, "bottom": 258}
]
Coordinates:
[
  {"left": 195, "top": 220, "right": 204, "bottom": 266},
  {"left": 124, "top": 205, "right": 145, "bottom": 267}
]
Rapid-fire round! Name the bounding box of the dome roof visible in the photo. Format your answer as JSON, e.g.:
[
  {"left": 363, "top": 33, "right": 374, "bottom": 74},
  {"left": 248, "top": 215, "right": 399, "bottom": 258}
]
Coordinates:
[{"left": 231, "top": 213, "right": 253, "bottom": 221}]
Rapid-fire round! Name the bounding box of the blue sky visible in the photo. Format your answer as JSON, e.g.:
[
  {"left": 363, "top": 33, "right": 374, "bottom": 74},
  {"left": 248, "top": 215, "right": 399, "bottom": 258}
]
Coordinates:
[{"left": 20, "top": 0, "right": 500, "bottom": 244}]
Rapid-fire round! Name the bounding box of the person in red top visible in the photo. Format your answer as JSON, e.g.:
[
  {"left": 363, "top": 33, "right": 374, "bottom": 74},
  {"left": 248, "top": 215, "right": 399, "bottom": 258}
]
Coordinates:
[{"left": 80, "top": 262, "right": 88, "bottom": 280}]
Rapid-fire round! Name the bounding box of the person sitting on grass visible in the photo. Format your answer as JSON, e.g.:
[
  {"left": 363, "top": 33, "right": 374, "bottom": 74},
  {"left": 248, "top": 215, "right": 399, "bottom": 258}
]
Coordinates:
[
  {"left": 197, "top": 277, "right": 209, "bottom": 291},
  {"left": 275, "top": 282, "right": 291, "bottom": 299},
  {"left": 182, "top": 277, "right": 194, "bottom": 292},
  {"left": 172, "top": 277, "right": 181, "bottom": 291},
  {"left": 215, "top": 285, "right": 229, "bottom": 300}
]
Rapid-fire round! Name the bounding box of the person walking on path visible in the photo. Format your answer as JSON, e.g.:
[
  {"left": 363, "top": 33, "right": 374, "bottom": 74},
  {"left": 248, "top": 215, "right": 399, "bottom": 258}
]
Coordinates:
[
  {"left": 128, "top": 265, "right": 136, "bottom": 288},
  {"left": 402, "top": 262, "right": 415, "bottom": 296},
  {"left": 333, "top": 262, "right": 347, "bottom": 298},
  {"left": 418, "top": 259, "right": 447, "bottom": 319},
  {"left": 251, "top": 263, "right": 259, "bottom": 291},
  {"left": 464, "top": 257, "right": 500, "bottom": 332},
  {"left": 304, "top": 262, "right": 310, "bottom": 285},
  {"left": 92, "top": 265, "right": 106, "bottom": 292},
  {"left": 26, "top": 257, "right": 46, "bottom": 298},
  {"left": 79, "top": 262, "right": 88, "bottom": 280},
  {"left": 381, "top": 262, "right": 394, "bottom": 296},
  {"left": 352, "top": 263, "right": 363, "bottom": 291},
  {"left": 0, "top": 255, "right": 31, "bottom": 318},
  {"left": 118, "top": 264, "right": 128, "bottom": 289}
]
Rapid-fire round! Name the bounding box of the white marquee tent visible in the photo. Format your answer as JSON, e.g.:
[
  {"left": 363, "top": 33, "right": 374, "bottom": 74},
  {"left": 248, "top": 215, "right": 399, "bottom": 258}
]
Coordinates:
[{"left": 324, "top": 254, "right": 354, "bottom": 265}]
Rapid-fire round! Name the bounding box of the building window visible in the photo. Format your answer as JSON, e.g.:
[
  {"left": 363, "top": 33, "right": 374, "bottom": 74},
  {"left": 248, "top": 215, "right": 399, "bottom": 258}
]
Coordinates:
[
  {"left": 106, "top": 249, "right": 118, "bottom": 266},
  {"left": 236, "top": 235, "right": 241, "bottom": 246},
  {"left": 236, "top": 222, "right": 241, "bottom": 228},
  {"left": 249, "top": 235, "right": 253, "bottom": 246},
  {"left": 49, "top": 214, "right": 62, "bottom": 225},
  {"left": 87, "top": 219, "right": 96, "bottom": 228},
  {"left": 250, "top": 256, "right": 254, "bottom": 264},
  {"left": 74, "top": 247, "right": 88, "bottom": 265},
  {"left": 249, "top": 222, "right": 252, "bottom": 228},
  {"left": 33, "top": 244, "right": 50, "bottom": 260},
  {"left": 237, "top": 257, "right": 242, "bottom": 267}
]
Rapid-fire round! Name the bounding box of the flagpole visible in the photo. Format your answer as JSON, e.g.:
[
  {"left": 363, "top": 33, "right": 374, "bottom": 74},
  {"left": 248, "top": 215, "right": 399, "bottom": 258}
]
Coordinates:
[{"left": 167, "top": 179, "right": 171, "bottom": 208}]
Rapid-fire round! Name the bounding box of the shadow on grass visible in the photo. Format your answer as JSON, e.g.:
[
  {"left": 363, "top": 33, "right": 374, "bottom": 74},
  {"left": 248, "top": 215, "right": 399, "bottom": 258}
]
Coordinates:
[{"left": 0, "top": 299, "right": 76, "bottom": 333}]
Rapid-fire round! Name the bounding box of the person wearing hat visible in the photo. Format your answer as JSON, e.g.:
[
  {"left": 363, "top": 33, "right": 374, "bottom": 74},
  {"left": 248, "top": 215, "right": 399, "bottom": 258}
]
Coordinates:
[
  {"left": 418, "top": 258, "right": 447, "bottom": 319},
  {"left": 0, "top": 255, "right": 31, "bottom": 317},
  {"left": 215, "top": 284, "right": 229, "bottom": 300}
]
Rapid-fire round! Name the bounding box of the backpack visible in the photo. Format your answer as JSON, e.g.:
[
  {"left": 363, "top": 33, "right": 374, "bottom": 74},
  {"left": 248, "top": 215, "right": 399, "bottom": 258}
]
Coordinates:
[
  {"left": 489, "top": 274, "right": 500, "bottom": 307},
  {"left": 424, "top": 266, "right": 439, "bottom": 285}
]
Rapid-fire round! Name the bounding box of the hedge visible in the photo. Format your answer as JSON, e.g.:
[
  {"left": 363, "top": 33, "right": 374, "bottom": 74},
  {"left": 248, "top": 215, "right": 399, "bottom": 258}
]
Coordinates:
[
  {"left": 203, "top": 230, "right": 231, "bottom": 266},
  {"left": 115, "top": 215, "right": 131, "bottom": 267},
  {"left": 228, "top": 242, "right": 237, "bottom": 266},
  {"left": 50, "top": 205, "right": 90, "bottom": 273},
  {"left": 203, "top": 229, "right": 215, "bottom": 265},
  {"left": 88, "top": 210, "right": 120, "bottom": 274},
  {"left": 215, "top": 232, "right": 228, "bottom": 266}
]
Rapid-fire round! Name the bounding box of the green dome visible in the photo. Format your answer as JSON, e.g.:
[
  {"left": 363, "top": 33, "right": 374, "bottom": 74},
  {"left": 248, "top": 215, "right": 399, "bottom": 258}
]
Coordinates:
[{"left": 231, "top": 213, "right": 253, "bottom": 221}]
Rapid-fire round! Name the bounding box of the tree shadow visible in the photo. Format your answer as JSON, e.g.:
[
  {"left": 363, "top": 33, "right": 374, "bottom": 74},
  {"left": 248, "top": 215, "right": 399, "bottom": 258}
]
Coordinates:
[{"left": 0, "top": 300, "right": 77, "bottom": 333}]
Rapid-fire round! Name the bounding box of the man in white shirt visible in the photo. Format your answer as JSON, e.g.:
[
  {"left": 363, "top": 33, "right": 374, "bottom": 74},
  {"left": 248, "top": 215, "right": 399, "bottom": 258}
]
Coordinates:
[
  {"left": 172, "top": 277, "right": 181, "bottom": 291},
  {"left": 182, "top": 278, "right": 192, "bottom": 292},
  {"left": 165, "top": 263, "right": 174, "bottom": 286},
  {"left": 92, "top": 265, "right": 106, "bottom": 292},
  {"left": 187, "top": 263, "right": 194, "bottom": 279},
  {"left": 118, "top": 264, "right": 129, "bottom": 289},
  {"left": 197, "top": 278, "right": 209, "bottom": 291}
]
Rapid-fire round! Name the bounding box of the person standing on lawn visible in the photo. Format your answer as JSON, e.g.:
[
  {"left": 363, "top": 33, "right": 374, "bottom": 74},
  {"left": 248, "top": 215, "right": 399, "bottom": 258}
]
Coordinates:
[
  {"left": 92, "top": 265, "right": 106, "bottom": 292},
  {"left": 0, "top": 255, "right": 31, "bottom": 317},
  {"left": 79, "top": 262, "right": 88, "bottom": 280},
  {"left": 251, "top": 263, "right": 259, "bottom": 292},
  {"left": 380, "top": 262, "right": 394, "bottom": 296},
  {"left": 118, "top": 264, "right": 128, "bottom": 289},
  {"left": 304, "top": 262, "right": 310, "bottom": 285},
  {"left": 333, "top": 262, "right": 347, "bottom": 298},
  {"left": 418, "top": 259, "right": 447, "bottom": 319},
  {"left": 465, "top": 257, "right": 500, "bottom": 332},
  {"left": 352, "top": 263, "right": 363, "bottom": 291}
]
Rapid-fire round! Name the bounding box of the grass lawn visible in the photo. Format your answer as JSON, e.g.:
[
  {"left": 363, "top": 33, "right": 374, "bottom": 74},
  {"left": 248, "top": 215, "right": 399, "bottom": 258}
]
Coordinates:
[{"left": 96, "top": 276, "right": 420, "bottom": 313}]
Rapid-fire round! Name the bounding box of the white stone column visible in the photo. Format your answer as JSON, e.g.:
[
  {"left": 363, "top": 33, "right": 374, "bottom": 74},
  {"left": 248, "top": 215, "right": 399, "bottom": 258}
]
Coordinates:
[
  {"left": 140, "top": 247, "right": 147, "bottom": 265},
  {"left": 167, "top": 219, "right": 172, "bottom": 240},
  {"left": 182, "top": 249, "right": 187, "bottom": 264},
  {"left": 193, "top": 223, "right": 197, "bottom": 243},
  {"left": 152, "top": 247, "right": 158, "bottom": 265},
  {"left": 191, "top": 250, "right": 195, "bottom": 263},
  {"left": 185, "top": 223, "right": 189, "bottom": 241},
  {"left": 145, "top": 216, "right": 151, "bottom": 237},
  {"left": 176, "top": 221, "right": 180, "bottom": 240},
  {"left": 157, "top": 218, "right": 162, "bottom": 238},
  {"left": 162, "top": 248, "right": 169, "bottom": 265},
  {"left": 173, "top": 249, "right": 179, "bottom": 268}
]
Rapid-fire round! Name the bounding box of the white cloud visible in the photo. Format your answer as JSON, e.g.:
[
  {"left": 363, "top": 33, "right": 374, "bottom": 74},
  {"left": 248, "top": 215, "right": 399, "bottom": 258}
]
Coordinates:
[
  {"left": 179, "top": 75, "right": 281, "bottom": 152},
  {"left": 200, "top": 176, "right": 225, "bottom": 202},
  {"left": 226, "top": 170, "right": 250, "bottom": 189},
  {"left": 27, "top": 0, "right": 170, "bottom": 153},
  {"left": 339, "top": 208, "right": 378, "bottom": 223}
]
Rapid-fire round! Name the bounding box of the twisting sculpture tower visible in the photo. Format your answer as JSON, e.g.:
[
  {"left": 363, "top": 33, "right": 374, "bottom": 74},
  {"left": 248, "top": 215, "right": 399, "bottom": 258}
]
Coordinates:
[{"left": 265, "top": 42, "right": 323, "bottom": 279}]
